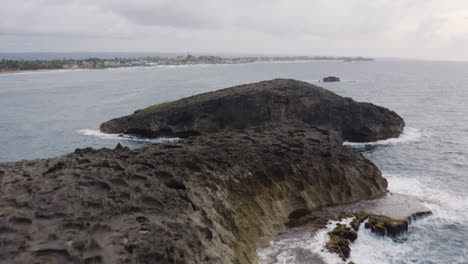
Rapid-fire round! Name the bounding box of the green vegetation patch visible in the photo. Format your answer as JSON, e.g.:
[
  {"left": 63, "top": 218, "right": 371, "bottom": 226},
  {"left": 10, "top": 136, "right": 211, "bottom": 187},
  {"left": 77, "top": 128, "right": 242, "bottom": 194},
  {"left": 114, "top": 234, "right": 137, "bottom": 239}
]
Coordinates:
[{"left": 138, "top": 101, "right": 175, "bottom": 113}]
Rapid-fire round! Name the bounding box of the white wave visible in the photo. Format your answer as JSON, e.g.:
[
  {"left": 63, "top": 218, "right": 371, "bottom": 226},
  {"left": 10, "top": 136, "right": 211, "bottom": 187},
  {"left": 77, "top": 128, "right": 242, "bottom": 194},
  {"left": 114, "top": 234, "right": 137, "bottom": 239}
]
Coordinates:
[
  {"left": 76, "top": 129, "right": 180, "bottom": 143},
  {"left": 385, "top": 174, "right": 468, "bottom": 224},
  {"left": 349, "top": 174, "right": 468, "bottom": 264},
  {"left": 344, "top": 127, "right": 422, "bottom": 147},
  {"left": 257, "top": 218, "right": 354, "bottom": 264},
  {"left": 348, "top": 220, "right": 413, "bottom": 264}
]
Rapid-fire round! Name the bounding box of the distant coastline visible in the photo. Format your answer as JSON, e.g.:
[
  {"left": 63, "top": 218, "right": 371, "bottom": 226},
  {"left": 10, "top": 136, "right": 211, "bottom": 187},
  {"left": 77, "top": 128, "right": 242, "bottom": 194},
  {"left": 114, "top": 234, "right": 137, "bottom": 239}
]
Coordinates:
[
  {"left": 0, "top": 68, "right": 94, "bottom": 75},
  {"left": 0, "top": 54, "right": 373, "bottom": 74}
]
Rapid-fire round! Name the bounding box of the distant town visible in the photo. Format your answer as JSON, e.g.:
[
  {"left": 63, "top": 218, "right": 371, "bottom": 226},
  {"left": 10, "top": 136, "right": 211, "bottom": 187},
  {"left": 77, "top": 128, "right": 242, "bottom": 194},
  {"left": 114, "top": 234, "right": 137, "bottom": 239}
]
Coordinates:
[{"left": 0, "top": 54, "right": 373, "bottom": 73}]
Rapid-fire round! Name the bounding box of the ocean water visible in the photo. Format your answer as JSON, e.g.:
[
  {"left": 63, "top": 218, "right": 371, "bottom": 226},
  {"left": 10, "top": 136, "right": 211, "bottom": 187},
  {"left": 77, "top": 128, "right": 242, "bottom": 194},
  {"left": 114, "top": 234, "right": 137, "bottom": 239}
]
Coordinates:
[{"left": 1, "top": 60, "right": 467, "bottom": 263}]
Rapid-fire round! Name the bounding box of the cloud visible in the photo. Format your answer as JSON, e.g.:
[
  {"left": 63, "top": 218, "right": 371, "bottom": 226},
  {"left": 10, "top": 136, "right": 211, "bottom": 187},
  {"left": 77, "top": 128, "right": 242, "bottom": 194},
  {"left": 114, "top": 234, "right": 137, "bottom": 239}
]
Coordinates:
[{"left": 1, "top": 0, "right": 468, "bottom": 60}]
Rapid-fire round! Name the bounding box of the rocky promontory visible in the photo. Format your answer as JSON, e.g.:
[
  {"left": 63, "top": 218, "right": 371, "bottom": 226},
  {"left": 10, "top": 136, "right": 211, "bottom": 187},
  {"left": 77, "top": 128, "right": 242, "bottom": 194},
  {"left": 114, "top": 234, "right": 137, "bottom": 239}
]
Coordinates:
[
  {"left": 0, "top": 121, "right": 387, "bottom": 264},
  {"left": 100, "top": 79, "right": 404, "bottom": 142},
  {"left": 0, "top": 79, "right": 414, "bottom": 264}
]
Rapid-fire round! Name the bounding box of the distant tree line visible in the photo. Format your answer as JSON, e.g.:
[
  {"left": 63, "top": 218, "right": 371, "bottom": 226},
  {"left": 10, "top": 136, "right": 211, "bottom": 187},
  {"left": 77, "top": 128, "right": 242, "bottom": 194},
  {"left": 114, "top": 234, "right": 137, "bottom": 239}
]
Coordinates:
[
  {"left": 0, "top": 59, "right": 66, "bottom": 71},
  {"left": 0, "top": 55, "right": 374, "bottom": 72}
]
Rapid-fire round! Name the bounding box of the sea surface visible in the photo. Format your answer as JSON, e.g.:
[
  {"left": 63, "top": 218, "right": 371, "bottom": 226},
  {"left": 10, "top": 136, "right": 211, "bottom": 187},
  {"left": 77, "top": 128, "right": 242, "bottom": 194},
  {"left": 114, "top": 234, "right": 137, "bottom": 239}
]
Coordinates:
[{"left": 1, "top": 60, "right": 467, "bottom": 263}]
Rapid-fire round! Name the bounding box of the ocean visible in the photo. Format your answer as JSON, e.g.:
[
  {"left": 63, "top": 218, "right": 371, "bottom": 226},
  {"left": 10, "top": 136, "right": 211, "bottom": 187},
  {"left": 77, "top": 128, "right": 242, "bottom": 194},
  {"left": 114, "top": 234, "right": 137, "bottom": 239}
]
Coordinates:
[{"left": 1, "top": 60, "right": 467, "bottom": 263}]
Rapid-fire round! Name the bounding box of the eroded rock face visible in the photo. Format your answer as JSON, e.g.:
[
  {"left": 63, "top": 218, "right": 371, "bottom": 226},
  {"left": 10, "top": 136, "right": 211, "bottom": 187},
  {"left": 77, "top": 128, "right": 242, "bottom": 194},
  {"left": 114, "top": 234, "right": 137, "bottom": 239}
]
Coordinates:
[
  {"left": 100, "top": 79, "right": 405, "bottom": 142},
  {"left": 0, "top": 121, "right": 387, "bottom": 264}
]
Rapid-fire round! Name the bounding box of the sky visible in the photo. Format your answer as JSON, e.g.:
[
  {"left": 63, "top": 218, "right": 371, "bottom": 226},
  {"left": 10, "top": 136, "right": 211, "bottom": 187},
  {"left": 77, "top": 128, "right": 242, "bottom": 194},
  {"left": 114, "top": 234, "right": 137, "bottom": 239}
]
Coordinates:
[{"left": 1, "top": 0, "right": 468, "bottom": 60}]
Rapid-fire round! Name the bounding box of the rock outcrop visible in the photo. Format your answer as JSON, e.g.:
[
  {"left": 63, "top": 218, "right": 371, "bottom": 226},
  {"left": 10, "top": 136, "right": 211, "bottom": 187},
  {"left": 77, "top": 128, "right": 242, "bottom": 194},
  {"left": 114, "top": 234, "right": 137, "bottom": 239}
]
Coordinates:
[
  {"left": 0, "top": 121, "right": 387, "bottom": 264},
  {"left": 100, "top": 79, "right": 404, "bottom": 142},
  {"left": 322, "top": 76, "right": 340, "bottom": 82}
]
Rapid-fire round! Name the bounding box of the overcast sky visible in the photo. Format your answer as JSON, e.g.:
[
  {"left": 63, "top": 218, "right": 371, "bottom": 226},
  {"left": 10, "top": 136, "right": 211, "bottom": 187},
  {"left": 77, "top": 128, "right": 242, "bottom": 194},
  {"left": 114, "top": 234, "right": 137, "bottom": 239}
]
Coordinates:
[{"left": 1, "top": 0, "right": 468, "bottom": 60}]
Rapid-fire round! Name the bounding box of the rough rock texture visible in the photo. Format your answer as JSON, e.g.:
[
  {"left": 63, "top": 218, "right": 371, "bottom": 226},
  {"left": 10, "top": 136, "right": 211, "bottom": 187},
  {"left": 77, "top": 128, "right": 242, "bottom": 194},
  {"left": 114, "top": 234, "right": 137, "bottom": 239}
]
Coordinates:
[
  {"left": 100, "top": 79, "right": 404, "bottom": 142},
  {"left": 0, "top": 121, "right": 387, "bottom": 264},
  {"left": 325, "top": 224, "right": 357, "bottom": 260}
]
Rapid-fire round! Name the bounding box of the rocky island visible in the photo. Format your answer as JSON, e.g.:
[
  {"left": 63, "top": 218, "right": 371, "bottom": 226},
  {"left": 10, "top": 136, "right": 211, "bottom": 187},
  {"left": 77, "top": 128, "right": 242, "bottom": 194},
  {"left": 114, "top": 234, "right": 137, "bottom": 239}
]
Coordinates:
[
  {"left": 0, "top": 79, "right": 427, "bottom": 264},
  {"left": 100, "top": 79, "right": 404, "bottom": 142},
  {"left": 322, "top": 76, "right": 341, "bottom": 82}
]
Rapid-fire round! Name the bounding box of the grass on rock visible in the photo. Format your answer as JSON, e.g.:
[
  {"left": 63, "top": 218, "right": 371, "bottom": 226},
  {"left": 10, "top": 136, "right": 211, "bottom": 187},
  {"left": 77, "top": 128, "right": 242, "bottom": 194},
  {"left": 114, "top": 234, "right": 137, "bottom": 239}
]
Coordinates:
[{"left": 139, "top": 101, "right": 175, "bottom": 113}]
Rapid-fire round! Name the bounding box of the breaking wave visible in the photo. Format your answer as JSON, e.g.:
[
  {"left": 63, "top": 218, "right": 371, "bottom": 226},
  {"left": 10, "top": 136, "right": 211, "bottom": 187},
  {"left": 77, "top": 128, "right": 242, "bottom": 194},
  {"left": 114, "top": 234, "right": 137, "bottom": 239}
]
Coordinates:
[
  {"left": 76, "top": 129, "right": 180, "bottom": 143},
  {"left": 344, "top": 127, "right": 422, "bottom": 147}
]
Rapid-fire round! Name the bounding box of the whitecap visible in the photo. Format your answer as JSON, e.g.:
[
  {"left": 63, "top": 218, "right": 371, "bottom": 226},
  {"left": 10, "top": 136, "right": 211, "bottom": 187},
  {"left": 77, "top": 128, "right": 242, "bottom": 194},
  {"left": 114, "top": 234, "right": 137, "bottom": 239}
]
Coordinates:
[
  {"left": 76, "top": 129, "right": 180, "bottom": 143},
  {"left": 344, "top": 127, "right": 422, "bottom": 147},
  {"left": 385, "top": 174, "right": 468, "bottom": 224},
  {"left": 348, "top": 220, "right": 413, "bottom": 264},
  {"left": 257, "top": 218, "right": 354, "bottom": 264}
]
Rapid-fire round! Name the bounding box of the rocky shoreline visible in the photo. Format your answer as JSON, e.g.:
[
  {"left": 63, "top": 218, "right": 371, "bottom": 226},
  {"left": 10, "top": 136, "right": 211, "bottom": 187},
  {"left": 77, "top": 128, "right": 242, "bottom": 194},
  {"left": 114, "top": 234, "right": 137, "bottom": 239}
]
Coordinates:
[{"left": 0, "top": 79, "right": 426, "bottom": 263}]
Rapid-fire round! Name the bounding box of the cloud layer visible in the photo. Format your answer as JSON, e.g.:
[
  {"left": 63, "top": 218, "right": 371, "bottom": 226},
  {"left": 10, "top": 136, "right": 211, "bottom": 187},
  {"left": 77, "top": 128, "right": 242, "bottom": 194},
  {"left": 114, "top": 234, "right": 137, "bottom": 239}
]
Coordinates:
[{"left": 1, "top": 0, "right": 468, "bottom": 60}]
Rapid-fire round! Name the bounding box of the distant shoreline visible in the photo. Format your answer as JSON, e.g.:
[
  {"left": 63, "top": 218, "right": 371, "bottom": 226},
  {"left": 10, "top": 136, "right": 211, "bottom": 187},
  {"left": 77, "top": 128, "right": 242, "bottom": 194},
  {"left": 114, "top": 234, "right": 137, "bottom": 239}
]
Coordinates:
[
  {"left": 0, "top": 68, "right": 94, "bottom": 75},
  {"left": 0, "top": 55, "right": 373, "bottom": 75}
]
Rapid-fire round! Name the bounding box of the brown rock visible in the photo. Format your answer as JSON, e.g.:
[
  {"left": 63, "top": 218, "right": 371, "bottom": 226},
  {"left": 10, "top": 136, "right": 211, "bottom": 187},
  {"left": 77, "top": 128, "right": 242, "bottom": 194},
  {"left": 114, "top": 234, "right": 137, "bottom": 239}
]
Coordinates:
[{"left": 0, "top": 121, "right": 387, "bottom": 264}]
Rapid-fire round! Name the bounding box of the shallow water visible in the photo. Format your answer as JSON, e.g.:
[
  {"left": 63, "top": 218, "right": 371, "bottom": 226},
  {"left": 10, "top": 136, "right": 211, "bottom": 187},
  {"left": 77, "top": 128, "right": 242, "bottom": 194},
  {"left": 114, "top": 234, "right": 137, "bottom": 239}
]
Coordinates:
[{"left": 1, "top": 60, "right": 468, "bottom": 263}]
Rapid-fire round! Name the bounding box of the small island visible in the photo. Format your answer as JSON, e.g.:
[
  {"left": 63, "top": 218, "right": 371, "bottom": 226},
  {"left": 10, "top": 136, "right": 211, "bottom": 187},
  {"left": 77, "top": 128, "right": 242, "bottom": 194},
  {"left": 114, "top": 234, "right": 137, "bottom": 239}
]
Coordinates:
[
  {"left": 0, "top": 54, "right": 373, "bottom": 73},
  {"left": 322, "top": 76, "right": 341, "bottom": 82}
]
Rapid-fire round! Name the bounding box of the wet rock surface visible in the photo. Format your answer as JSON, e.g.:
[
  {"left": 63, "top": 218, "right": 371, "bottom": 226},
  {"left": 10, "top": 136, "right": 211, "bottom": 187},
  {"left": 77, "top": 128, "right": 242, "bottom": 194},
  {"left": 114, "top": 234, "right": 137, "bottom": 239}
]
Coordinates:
[
  {"left": 0, "top": 121, "right": 388, "bottom": 264},
  {"left": 314, "top": 193, "right": 432, "bottom": 260},
  {"left": 100, "top": 79, "right": 405, "bottom": 142},
  {"left": 325, "top": 224, "right": 357, "bottom": 260}
]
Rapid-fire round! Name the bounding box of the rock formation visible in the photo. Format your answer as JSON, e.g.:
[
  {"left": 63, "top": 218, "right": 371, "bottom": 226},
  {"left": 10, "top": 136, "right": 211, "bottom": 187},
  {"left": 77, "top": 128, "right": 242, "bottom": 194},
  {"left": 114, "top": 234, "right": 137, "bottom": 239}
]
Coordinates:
[
  {"left": 0, "top": 121, "right": 387, "bottom": 264},
  {"left": 100, "top": 79, "right": 404, "bottom": 142},
  {"left": 0, "top": 79, "right": 412, "bottom": 264},
  {"left": 322, "top": 76, "right": 341, "bottom": 82}
]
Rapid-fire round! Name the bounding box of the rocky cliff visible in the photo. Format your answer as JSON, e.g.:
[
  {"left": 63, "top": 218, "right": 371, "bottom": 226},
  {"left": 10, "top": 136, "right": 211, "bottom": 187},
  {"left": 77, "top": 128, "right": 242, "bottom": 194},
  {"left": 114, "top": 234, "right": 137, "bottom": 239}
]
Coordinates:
[
  {"left": 0, "top": 121, "right": 387, "bottom": 264},
  {"left": 100, "top": 79, "right": 404, "bottom": 142}
]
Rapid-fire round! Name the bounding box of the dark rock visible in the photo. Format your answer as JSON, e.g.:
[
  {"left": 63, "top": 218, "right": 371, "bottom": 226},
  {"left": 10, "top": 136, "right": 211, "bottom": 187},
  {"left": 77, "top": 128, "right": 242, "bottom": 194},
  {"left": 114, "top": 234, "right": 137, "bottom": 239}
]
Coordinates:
[
  {"left": 364, "top": 214, "right": 409, "bottom": 237},
  {"left": 0, "top": 121, "right": 387, "bottom": 264},
  {"left": 322, "top": 76, "right": 341, "bottom": 82},
  {"left": 350, "top": 211, "right": 369, "bottom": 231},
  {"left": 325, "top": 224, "right": 357, "bottom": 260},
  {"left": 100, "top": 79, "right": 404, "bottom": 142}
]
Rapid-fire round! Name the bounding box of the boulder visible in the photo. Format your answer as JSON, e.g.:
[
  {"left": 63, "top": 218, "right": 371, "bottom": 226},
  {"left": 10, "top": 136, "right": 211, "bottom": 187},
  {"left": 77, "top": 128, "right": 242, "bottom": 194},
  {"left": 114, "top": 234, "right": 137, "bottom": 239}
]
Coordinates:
[{"left": 100, "top": 79, "right": 405, "bottom": 142}]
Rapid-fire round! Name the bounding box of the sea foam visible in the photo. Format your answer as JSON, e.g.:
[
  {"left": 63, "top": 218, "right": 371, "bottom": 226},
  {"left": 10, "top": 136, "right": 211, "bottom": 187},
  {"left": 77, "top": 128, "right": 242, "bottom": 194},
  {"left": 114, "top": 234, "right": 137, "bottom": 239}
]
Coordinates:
[
  {"left": 76, "top": 129, "right": 180, "bottom": 143},
  {"left": 344, "top": 127, "right": 422, "bottom": 147},
  {"left": 257, "top": 218, "right": 355, "bottom": 264}
]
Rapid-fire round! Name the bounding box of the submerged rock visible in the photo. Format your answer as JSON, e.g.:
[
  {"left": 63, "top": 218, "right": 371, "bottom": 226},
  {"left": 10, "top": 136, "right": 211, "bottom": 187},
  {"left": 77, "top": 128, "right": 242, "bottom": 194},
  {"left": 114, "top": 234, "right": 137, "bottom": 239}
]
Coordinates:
[
  {"left": 314, "top": 193, "right": 432, "bottom": 260},
  {"left": 322, "top": 76, "right": 341, "bottom": 82},
  {"left": 0, "top": 121, "right": 387, "bottom": 264},
  {"left": 100, "top": 79, "right": 404, "bottom": 142}
]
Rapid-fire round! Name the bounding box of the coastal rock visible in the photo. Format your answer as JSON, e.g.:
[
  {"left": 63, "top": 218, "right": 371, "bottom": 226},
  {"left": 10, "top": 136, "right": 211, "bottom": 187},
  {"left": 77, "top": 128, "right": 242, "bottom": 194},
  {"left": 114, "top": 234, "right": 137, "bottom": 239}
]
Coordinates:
[
  {"left": 100, "top": 79, "right": 405, "bottom": 142},
  {"left": 322, "top": 76, "right": 341, "bottom": 82},
  {"left": 364, "top": 214, "right": 408, "bottom": 236},
  {"left": 325, "top": 224, "right": 357, "bottom": 260},
  {"left": 0, "top": 121, "right": 387, "bottom": 264},
  {"left": 314, "top": 192, "right": 432, "bottom": 259}
]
